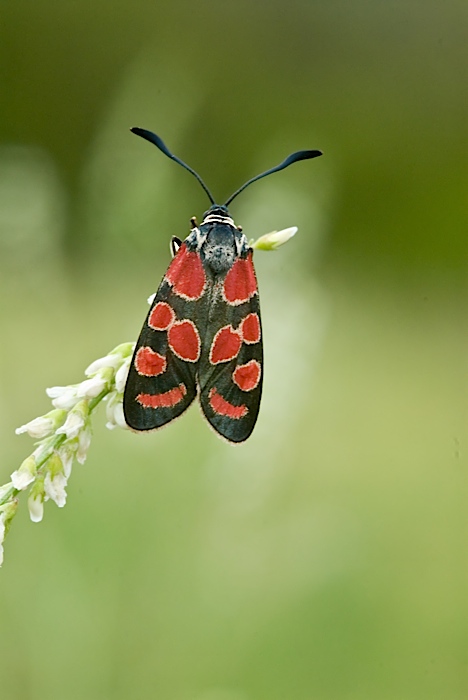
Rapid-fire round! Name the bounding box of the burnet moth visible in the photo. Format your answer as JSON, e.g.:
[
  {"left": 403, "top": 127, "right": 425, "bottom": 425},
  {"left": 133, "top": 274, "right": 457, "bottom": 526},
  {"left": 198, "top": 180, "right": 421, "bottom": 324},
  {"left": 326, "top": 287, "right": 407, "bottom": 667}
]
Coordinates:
[{"left": 123, "top": 128, "right": 322, "bottom": 442}]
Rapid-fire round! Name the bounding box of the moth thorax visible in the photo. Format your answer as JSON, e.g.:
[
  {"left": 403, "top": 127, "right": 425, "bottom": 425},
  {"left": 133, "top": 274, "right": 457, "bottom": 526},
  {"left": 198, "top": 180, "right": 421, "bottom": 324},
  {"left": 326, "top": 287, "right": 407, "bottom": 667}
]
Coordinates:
[{"left": 203, "top": 243, "right": 235, "bottom": 273}]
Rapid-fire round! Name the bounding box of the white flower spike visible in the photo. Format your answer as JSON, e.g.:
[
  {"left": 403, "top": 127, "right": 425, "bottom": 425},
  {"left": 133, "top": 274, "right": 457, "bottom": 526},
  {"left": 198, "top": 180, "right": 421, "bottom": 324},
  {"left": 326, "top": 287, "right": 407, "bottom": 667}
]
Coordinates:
[{"left": 0, "top": 340, "right": 139, "bottom": 565}]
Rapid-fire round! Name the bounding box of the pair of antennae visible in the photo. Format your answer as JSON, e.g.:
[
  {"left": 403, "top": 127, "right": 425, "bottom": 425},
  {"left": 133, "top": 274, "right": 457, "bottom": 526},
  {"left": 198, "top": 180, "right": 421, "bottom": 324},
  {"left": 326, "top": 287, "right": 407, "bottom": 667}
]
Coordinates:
[{"left": 131, "top": 127, "right": 322, "bottom": 207}]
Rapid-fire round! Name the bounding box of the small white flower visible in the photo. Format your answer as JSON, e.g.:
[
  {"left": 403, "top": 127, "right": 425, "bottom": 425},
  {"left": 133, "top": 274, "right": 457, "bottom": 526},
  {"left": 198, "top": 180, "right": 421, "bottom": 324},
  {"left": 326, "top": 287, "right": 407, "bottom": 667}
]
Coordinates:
[
  {"left": 106, "top": 391, "right": 128, "bottom": 430},
  {"left": 252, "top": 226, "right": 298, "bottom": 251},
  {"left": 76, "top": 426, "right": 92, "bottom": 464},
  {"left": 28, "top": 492, "right": 44, "bottom": 523},
  {"left": 77, "top": 374, "right": 108, "bottom": 399},
  {"left": 56, "top": 411, "right": 85, "bottom": 440},
  {"left": 10, "top": 456, "right": 37, "bottom": 490},
  {"left": 86, "top": 343, "right": 134, "bottom": 378},
  {"left": 28, "top": 476, "right": 46, "bottom": 523},
  {"left": 57, "top": 445, "right": 75, "bottom": 479},
  {"left": 46, "top": 385, "right": 81, "bottom": 410},
  {"left": 16, "top": 416, "right": 54, "bottom": 439},
  {"left": 115, "top": 358, "right": 131, "bottom": 393},
  {"left": 44, "top": 471, "right": 68, "bottom": 508},
  {"left": 85, "top": 354, "right": 122, "bottom": 377}
]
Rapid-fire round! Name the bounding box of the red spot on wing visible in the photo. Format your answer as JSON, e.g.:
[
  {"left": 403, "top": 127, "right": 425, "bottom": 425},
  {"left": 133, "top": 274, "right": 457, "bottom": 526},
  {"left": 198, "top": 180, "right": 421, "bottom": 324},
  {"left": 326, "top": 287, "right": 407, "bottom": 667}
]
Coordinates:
[
  {"left": 240, "top": 313, "right": 261, "bottom": 344},
  {"left": 209, "top": 326, "right": 242, "bottom": 364},
  {"left": 148, "top": 302, "right": 175, "bottom": 331},
  {"left": 232, "top": 360, "right": 261, "bottom": 391},
  {"left": 137, "top": 384, "right": 187, "bottom": 408},
  {"left": 223, "top": 253, "right": 257, "bottom": 305},
  {"left": 165, "top": 243, "right": 206, "bottom": 300},
  {"left": 135, "top": 347, "right": 166, "bottom": 377},
  {"left": 208, "top": 388, "right": 248, "bottom": 420},
  {"left": 168, "top": 320, "right": 201, "bottom": 362}
]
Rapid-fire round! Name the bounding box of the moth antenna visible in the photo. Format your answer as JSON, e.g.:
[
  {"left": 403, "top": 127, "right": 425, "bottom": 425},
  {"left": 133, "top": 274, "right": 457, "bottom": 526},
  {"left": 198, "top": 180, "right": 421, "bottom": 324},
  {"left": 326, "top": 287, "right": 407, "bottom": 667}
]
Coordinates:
[
  {"left": 224, "top": 149, "right": 323, "bottom": 207},
  {"left": 131, "top": 127, "right": 216, "bottom": 205}
]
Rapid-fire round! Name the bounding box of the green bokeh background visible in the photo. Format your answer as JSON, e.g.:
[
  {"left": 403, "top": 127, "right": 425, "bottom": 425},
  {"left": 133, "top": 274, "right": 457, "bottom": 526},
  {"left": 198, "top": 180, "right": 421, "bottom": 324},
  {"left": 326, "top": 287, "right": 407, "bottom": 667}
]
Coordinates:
[{"left": 0, "top": 2, "right": 466, "bottom": 699}]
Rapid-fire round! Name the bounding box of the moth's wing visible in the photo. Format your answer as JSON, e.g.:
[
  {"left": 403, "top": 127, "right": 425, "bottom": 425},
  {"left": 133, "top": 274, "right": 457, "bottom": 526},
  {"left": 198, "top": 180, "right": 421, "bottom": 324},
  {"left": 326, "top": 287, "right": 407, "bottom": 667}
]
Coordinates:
[
  {"left": 198, "top": 252, "right": 263, "bottom": 443},
  {"left": 124, "top": 243, "right": 209, "bottom": 432}
]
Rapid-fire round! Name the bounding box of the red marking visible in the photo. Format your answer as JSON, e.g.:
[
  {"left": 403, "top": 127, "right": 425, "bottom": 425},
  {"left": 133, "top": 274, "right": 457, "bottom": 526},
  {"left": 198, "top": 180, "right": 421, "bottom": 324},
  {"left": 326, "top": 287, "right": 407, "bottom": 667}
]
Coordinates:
[
  {"left": 168, "top": 320, "right": 201, "bottom": 362},
  {"left": 208, "top": 388, "right": 248, "bottom": 420},
  {"left": 135, "top": 347, "right": 166, "bottom": 377},
  {"left": 148, "top": 302, "right": 174, "bottom": 331},
  {"left": 165, "top": 243, "right": 206, "bottom": 300},
  {"left": 240, "top": 313, "right": 261, "bottom": 344},
  {"left": 209, "top": 326, "right": 242, "bottom": 364},
  {"left": 137, "top": 384, "right": 187, "bottom": 409},
  {"left": 223, "top": 253, "right": 257, "bottom": 305},
  {"left": 233, "top": 360, "right": 261, "bottom": 391}
]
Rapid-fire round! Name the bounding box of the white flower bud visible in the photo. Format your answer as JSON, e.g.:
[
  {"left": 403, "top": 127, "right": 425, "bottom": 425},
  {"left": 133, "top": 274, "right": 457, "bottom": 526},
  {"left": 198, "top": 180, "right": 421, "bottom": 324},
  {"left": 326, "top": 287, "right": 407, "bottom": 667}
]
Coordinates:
[
  {"left": 57, "top": 445, "right": 75, "bottom": 479},
  {"left": 105, "top": 391, "right": 128, "bottom": 430},
  {"left": 115, "top": 358, "right": 131, "bottom": 393},
  {"left": 28, "top": 492, "right": 44, "bottom": 523},
  {"left": 44, "top": 453, "right": 68, "bottom": 508},
  {"left": 85, "top": 354, "right": 121, "bottom": 377},
  {"left": 56, "top": 400, "right": 89, "bottom": 440},
  {"left": 16, "top": 416, "right": 53, "bottom": 439},
  {"left": 112, "top": 401, "right": 127, "bottom": 430},
  {"left": 252, "top": 226, "right": 298, "bottom": 251},
  {"left": 77, "top": 374, "right": 109, "bottom": 399},
  {"left": 44, "top": 471, "right": 67, "bottom": 508},
  {"left": 46, "top": 385, "right": 81, "bottom": 410},
  {"left": 76, "top": 426, "right": 92, "bottom": 465},
  {"left": 10, "top": 456, "right": 37, "bottom": 490},
  {"left": 56, "top": 412, "right": 85, "bottom": 440},
  {"left": 15, "top": 409, "right": 67, "bottom": 438},
  {"left": 85, "top": 343, "right": 134, "bottom": 378},
  {"left": 28, "top": 475, "right": 45, "bottom": 522}
]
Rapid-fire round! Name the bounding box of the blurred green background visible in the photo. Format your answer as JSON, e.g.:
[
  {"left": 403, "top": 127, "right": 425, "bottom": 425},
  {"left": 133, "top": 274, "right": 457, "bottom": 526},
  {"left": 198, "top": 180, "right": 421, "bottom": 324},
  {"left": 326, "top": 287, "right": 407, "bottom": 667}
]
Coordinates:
[{"left": 0, "top": 1, "right": 466, "bottom": 699}]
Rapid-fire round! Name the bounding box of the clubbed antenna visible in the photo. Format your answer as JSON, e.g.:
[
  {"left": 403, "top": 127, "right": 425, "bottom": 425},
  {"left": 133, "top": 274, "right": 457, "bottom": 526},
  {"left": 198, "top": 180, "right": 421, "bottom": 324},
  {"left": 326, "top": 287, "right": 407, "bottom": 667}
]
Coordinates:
[
  {"left": 224, "top": 149, "right": 323, "bottom": 207},
  {"left": 131, "top": 127, "right": 215, "bottom": 205}
]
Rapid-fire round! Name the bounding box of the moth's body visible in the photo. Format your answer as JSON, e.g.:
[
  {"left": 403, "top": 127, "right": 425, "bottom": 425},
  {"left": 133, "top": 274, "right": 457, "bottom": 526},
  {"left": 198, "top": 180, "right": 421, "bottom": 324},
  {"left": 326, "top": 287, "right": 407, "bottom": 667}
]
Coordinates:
[
  {"left": 124, "top": 204, "right": 263, "bottom": 443},
  {"left": 123, "top": 127, "right": 321, "bottom": 442}
]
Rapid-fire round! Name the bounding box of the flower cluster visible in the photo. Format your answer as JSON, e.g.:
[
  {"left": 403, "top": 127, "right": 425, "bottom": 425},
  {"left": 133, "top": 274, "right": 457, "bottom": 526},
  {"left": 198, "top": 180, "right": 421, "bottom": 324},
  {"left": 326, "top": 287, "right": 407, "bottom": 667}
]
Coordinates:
[{"left": 0, "top": 342, "right": 134, "bottom": 565}]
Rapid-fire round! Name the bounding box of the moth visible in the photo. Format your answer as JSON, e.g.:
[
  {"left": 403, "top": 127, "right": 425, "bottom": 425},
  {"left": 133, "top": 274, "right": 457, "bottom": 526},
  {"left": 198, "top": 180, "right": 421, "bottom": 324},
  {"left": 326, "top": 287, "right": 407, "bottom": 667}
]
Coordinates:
[{"left": 123, "top": 128, "right": 322, "bottom": 442}]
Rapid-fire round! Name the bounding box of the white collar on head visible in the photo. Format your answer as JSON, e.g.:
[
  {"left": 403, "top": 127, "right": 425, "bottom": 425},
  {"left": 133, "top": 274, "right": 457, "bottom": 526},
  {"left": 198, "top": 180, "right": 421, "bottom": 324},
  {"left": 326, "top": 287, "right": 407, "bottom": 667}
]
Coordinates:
[{"left": 201, "top": 214, "right": 235, "bottom": 227}]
